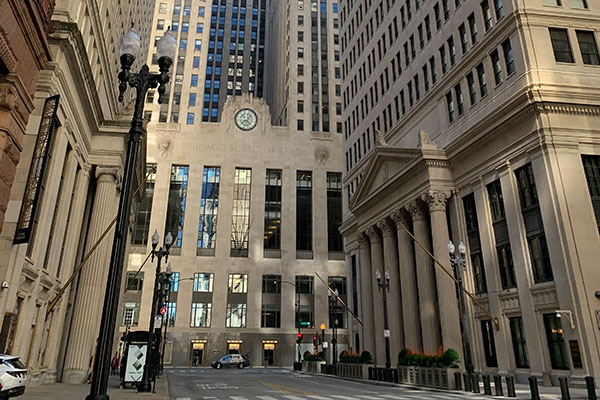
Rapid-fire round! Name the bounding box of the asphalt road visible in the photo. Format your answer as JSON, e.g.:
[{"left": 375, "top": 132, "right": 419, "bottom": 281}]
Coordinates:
[{"left": 166, "top": 368, "right": 486, "bottom": 400}]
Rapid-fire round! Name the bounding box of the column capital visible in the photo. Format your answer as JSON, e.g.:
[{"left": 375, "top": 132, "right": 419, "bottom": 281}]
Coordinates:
[
  {"left": 406, "top": 200, "right": 426, "bottom": 220},
  {"left": 358, "top": 232, "right": 369, "bottom": 247},
  {"left": 364, "top": 226, "right": 381, "bottom": 243},
  {"left": 422, "top": 190, "right": 451, "bottom": 212},
  {"left": 390, "top": 209, "right": 410, "bottom": 228},
  {"left": 376, "top": 219, "right": 395, "bottom": 237}
]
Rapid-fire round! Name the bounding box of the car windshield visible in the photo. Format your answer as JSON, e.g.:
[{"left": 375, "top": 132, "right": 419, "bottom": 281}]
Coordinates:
[{"left": 4, "top": 359, "right": 26, "bottom": 369}]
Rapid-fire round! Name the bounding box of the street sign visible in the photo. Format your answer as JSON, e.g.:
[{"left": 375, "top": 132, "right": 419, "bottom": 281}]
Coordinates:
[
  {"left": 383, "top": 329, "right": 390, "bottom": 338},
  {"left": 300, "top": 321, "right": 310, "bottom": 326},
  {"left": 323, "top": 342, "right": 328, "bottom": 348},
  {"left": 160, "top": 306, "right": 167, "bottom": 315},
  {"left": 154, "top": 315, "right": 163, "bottom": 330}
]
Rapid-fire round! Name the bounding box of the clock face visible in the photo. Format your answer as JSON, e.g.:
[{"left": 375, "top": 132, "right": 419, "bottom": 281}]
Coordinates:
[{"left": 235, "top": 108, "right": 258, "bottom": 131}]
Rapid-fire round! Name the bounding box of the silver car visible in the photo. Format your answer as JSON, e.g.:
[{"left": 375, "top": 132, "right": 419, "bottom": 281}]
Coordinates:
[
  {"left": 211, "top": 354, "right": 250, "bottom": 369},
  {"left": 0, "top": 355, "right": 26, "bottom": 399}
]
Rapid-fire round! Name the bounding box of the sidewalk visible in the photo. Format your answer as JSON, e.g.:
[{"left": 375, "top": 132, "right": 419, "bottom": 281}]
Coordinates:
[
  {"left": 300, "top": 371, "right": 598, "bottom": 399},
  {"left": 19, "top": 375, "right": 168, "bottom": 400}
]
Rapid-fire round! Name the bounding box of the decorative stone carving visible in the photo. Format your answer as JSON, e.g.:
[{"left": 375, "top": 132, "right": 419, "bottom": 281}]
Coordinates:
[
  {"left": 418, "top": 129, "right": 437, "bottom": 150},
  {"left": 357, "top": 232, "right": 369, "bottom": 247},
  {"left": 0, "top": 84, "right": 17, "bottom": 111},
  {"left": 375, "top": 130, "right": 388, "bottom": 147},
  {"left": 314, "top": 146, "right": 329, "bottom": 165},
  {"left": 376, "top": 219, "right": 395, "bottom": 237},
  {"left": 422, "top": 190, "right": 451, "bottom": 212},
  {"left": 95, "top": 166, "right": 121, "bottom": 185},
  {"left": 364, "top": 226, "right": 381, "bottom": 243},
  {"left": 406, "top": 200, "right": 426, "bottom": 219},
  {"left": 158, "top": 136, "right": 174, "bottom": 158},
  {"left": 391, "top": 209, "right": 410, "bottom": 229}
]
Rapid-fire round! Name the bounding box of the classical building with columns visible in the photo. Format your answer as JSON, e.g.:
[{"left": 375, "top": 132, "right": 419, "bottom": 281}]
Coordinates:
[
  {"left": 0, "top": 0, "right": 153, "bottom": 385},
  {"left": 340, "top": 0, "right": 600, "bottom": 386}
]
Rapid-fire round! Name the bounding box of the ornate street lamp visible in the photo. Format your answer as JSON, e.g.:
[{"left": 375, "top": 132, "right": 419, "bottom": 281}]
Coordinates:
[
  {"left": 449, "top": 241, "right": 474, "bottom": 376},
  {"left": 328, "top": 287, "right": 339, "bottom": 365},
  {"left": 139, "top": 230, "right": 173, "bottom": 392},
  {"left": 87, "top": 27, "right": 175, "bottom": 400},
  {"left": 375, "top": 269, "right": 391, "bottom": 369}
]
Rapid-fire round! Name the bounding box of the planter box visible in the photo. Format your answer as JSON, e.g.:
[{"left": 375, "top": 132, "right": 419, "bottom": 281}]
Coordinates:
[
  {"left": 397, "top": 366, "right": 460, "bottom": 390},
  {"left": 302, "top": 360, "right": 325, "bottom": 373},
  {"left": 336, "top": 363, "right": 374, "bottom": 379}
]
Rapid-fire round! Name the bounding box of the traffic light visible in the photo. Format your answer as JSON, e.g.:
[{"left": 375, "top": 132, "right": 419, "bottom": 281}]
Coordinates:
[
  {"left": 313, "top": 335, "right": 318, "bottom": 349},
  {"left": 297, "top": 333, "right": 303, "bottom": 343}
]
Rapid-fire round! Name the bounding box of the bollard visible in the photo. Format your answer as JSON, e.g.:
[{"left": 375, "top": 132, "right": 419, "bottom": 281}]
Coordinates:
[
  {"left": 483, "top": 375, "right": 492, "bottom": 395},
  {"left": 585, "top": 376, "right": 597, "bottom": 400},
  {"left": 506, "top": 375, "right": 516, "bottom": 397},
  {"left": 529, "top": 376, "right": 540, "bottom": 400},
  {"left": 368, "top": 367, "right": 373, "bottom": 380},
  {"left": 472, "top": 373, "right": 480, "bottom": 393},
  {"left": 455, "top": 372, "right": 462, "bottom": 391},
  {"left": 392, "top": 368, "right": 399, "bottom": 383},
  {"left": 464, "top": 372, "right": 472, "bottom": 392},
  {"left": 559, "top": 377, "right": 570, "bottom": 400},
  {"left": 494, "top": 375, "right": 504, "bottom": 396}
]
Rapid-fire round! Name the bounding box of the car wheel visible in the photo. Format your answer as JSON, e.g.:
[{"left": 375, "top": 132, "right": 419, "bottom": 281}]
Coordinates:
[
  {"left": 238, "top": 363, "right": 244, "bottom": 369},
  {"left": 216, "top": 363, "right": 222, "bottom": 369}
]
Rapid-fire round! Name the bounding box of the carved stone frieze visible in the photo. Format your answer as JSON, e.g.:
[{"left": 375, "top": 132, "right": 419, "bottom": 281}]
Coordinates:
[
  {"left": 422, "top": 190, "right": 451, "bottom": 212},
  {"left": 357, "top": 232, "right": 369, "bottom": 247},
  {"left": 406, "top": 200, "right": 426, "bottom": 219},
  {"left": 376, "top": 219, "right": 394, "bottom": 237},
  {"left": 364, "top": 226, "right": 381, "bottom": 243},
  {"left": 390, "top": 209, "right": 410, "bottom": 229}
]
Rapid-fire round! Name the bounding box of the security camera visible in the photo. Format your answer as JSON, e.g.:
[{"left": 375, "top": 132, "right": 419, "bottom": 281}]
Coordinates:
[{"left": 595, "top": 290, "right": 600, "bottom": 299}]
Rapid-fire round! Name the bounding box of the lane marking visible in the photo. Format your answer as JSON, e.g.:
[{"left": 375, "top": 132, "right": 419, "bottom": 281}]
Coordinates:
[
  {"left": 282, "top": 396, "right": 306, "bottom": 400},
  {"left": 307, "top": 396, "right": 334, "bottom": 400},
  {"left": 257, "top": 396, "right": 279, "bottom": 400}
]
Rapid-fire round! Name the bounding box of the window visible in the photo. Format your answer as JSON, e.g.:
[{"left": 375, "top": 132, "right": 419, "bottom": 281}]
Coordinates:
[
  {"left": 569, "top": 0, "right": 587, "bottom": 8},
  {"left": 477, "top": 63, "right": 488, "bottom": 97},
  {"left": 440, "top": 46, "right": 447, "bottom": 73},
  {"left": 170, "top": 272, "right": 180, "bottom": 292},
  {"left": 467, "top": 72, "right": 477, "bottom": 106},
  {"left": 459, "top": 24, "right": 469, "bottom": 54},
  {"left": 327, "top": 173, "right": 343, "bottom": 253},
  {"left": 125, "top": 272, "right": 144, "bottom": 291},
  {"left": 231, "top": 168, "right": 252, "bottom": 257},
  {"left": 328, "top": 276, "right": 347, "bottom": 295},
  {"left": 502, "top": 39, "right": 515, "bottom": 75},
  {"left": 186, "top": 113, "right": 195, "bottom": 125},
  {"left": 296, "top": 171, "right": 312, "bottom": 252},
  {"left": 198, "top": 167, "right": 220, "bottom": 252},
  {"left": 549, "top": 28, "right": 574, "bottom": 63},
  {"left": 159, "top": 2, "right": 167, "bottom": 13},
  {"left": 165, "top": 166, "right": 188, "bottom": 248},
  {"left": 493, "top": 0, "right": 504, "bottom": 20},
  {"left": 468, "top": 13, "right": 478, "bottom": 45},
  {"left": 463, "top": 194, "right": 487, "bottom": 294},
  {"left": 487, "top": 180, "right": 517, "bottom": 289},
  {"left": 296, "top": 275, "right": 314, "bottom": 294},
  {"left": 228, "top": 274, "right": 248, "bottom": 293},
  {"left": 195, "top": 39, "right": 202, "bottom": 51},
  {"left": 189, "top": 93, "right": 197, "bottom": 107},
  {"left": 193, "top": 273, "right": 214, "bottom": 292},
  {"left": 226, "top": 304, "right": 247, "bottom": 328},
  {"left": 264, "top": 169, "right": 282, "bottom": 252},
  {"left": 446, "top": 92, "right": 455, "bottom": 122},
  {"left": 131, "top": 164, "right": 156, "bottom": 245},
  {"left": 157, "top": 19, "right": 165, "bottom": 30},
  {"left": 481, "top": 320, "right": 498, "bottom": 367},
  {"left": 509, "top": 317, "right": 529, "bottom": 368},
  {"left": 261, "top": 305, "right": 281, "bottom": 328},
  {"left": 190, "top": 303, "right": 212, "bottom": 327},
  {"left": 448, "top": 36, "right": 456, "bottom": 65},
  {"left": 296, "top": 305, "right": 314, "bottom": 328},
  {"left": 454, "top": 83, "right": 464, "bottom": 116},
  {"left": 262, "top": 275, "right": 281, "bottom": 294},
  {"left": 576, "top": 31, "right": 600, "bottom": 65},
  {"left": 122, "top": 302, "right": 140, "bottom": 326},
  {"left": 582, "top": 155, "right": 600, "bottom": 233},
  {"left": 542, "top": 0, "right": 562, "bottom": 4},
  {"left": 191, "top": 74, "right": 199, "bottom": 87},
  {"left": 164, "top": 302, "right": 176, "bottom": 327},
  {"left": 491, "top": 50, "right": 502, "bottom": 85},
  {"left": 543, "top": 314, "right": 569, "bottom": 370},
  {"left": 481, "top": 1, "right": 492, "bottom": 32}
]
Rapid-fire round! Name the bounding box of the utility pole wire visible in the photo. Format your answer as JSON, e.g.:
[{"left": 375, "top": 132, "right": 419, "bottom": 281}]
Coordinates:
[{"left": 45, "top": 170, "right": 153, "bottom": 318}]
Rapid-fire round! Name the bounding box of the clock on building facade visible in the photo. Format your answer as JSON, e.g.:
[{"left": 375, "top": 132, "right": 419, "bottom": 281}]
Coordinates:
[{"left": 235, "top": 108, "right": 258, "bottom": 131}]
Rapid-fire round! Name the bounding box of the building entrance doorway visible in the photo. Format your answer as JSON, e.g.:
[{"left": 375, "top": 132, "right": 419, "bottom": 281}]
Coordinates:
[
  {"left": 262, "top": 341, "right": 277, "bottom": 366},
  {"left": 227, "top": 340, "right": 242, "bottom": 354},
  {"left": 191, "top": 340, "right": 206, "bottom": 367}
]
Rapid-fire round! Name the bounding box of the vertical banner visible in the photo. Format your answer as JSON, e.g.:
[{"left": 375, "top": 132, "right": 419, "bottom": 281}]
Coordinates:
[{"left": 14, "top": 95, "right": 60, "bottom": 244}]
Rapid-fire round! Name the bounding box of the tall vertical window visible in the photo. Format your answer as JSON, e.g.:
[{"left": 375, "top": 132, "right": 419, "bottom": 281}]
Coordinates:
[
  {"left": 228, "top": 274, "right": 248, "bottom": 293},
  {"left": 327, "top": 173, "right": 343, "bottom": 253},
  {"left": 193, "top": 273, "right": 214, "bottom": 292},
  {"left": 467, "top": 72, "right": 477, "bottom": 106},
  {"left": 481, "top": 0, "right": 492, "bottom": 32},
  {"left": 262, "top": 275, "right": 281, "bottom": 293},
  {"left": 502, "top": 39, "right": 515, "bottom": 75},
  {"left": 165, "top": 165, "right": 189, "bottom": 248},
  {"left": 264, "top": 169, "right": 282, "bottom": 254},
  {"left": 463, "top": 194, "right": 487, "bottom": 294},
  {"left": 190, "top": 303, "right": 211, "bottom": 327},
  {"left": 197, "top": 167, "right": 220, "bottom": 255},
  {"left": 491, "top": 50, "right": 502, "bottom": 85},
  {"left": 231, "top": 168, "right": 252, "bottom": 257},
  {"left": 122, "top": 302, "right": 140, "bottom": 326},
  {"left": 226, "top": 304, "right": 247, "bottom": 328},
  {"left": 576, "top": 31, "right": 600, "bottom": 66},
  {"left": 582, "top": 155, "right": 600, "bottom": 233},
  {"left": 446, "top": 92, "right": 455, "bottom": 122},
  {"left": 454, "top": 83, "right": 464, "bottom": 116},
  {"left": 131, "top": 164, "right": 156, "bottom": 245},
  {"left": 549, "top": 28, "right": 574, "bottom": 63},
  {"left": 543, "top": 313, "right": 569, "bottom": 370},
  {"left": 164, "top": 302, "right": 177, "bottom": 327},
  {"left": 487, "top": 180, "right": 517, "bottom": 289},
  {"left": 261, "top": 304, "right": 281, "bottom": 328},
  {"left": 481, "top": 319, "right": 498, "bottom": 367},
  {"left": 509, "top": 317, "right": 529, "bottom": 368},
  {"left": 296, "top": 171, "right": 313, "bottom": 255},
  {"left": 515, "top": 164, "right": 553, "bottom": 283},
  {"left": 477, "top": 63, "right": 488, "bottom": 97},
  {"left": 493, "top": 0, "right": 504, "bottom": 20},
  {"left": 468, "top": 13, "right": 478, "bottom": 44}
]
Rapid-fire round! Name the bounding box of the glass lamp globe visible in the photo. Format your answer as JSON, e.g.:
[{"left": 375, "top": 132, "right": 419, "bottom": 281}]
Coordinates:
[
  {"left": 375, "top": 269, "right": 382, "bottom": 281},
  {"left": 165, "top": 232, "right": 174, "bottom": 247},
  {"left": 151, "top": 229, "right": 160, "bottom": 246},
  {"left": 448, "top": 241, "right": 455, "bottom": 254},
  {"left": 458, "top": 241, "right": 467, "bottom": 255},
  {"left": 119, "top": 27, "right": 141, "bottom": 58},
  {"left": 384, "top": 270, "right": 390, "bottom": 281},
  {"left": 157, "top": 29, "right": 177, "bottom": 61},
  {"left": 166, "top": 263, "right": 172, "bottom": 274}
]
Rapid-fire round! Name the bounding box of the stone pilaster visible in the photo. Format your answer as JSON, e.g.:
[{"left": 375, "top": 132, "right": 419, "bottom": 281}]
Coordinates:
[
  {"left": 62, "top": 166, "right": 119, "bottom": 383},
  {"left": 365, "top": 226, "right": 385, "bottom": 366},
  {"left": 422, "top": 190, "right": 463, "bottom": 357},
  {"left": 406, "top": 200, "right": 441, "bottom": 354},
  {"left": 391, "top": 209, "right": 422, "bottom": 352},
  {"left": 376, "top": 219, "right": 404, "bottom": 359},
  {"left": 357, "top": 233, "right": 375, "bottom": 357}
]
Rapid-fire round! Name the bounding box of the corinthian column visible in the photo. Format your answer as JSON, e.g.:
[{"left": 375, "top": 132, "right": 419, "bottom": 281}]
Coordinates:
[
  {"left": 391, "top": 210, "right": 422, "bottom": 352},
  {"left": 365, "top": 226, "right": 385, "bottom": 366},
  {"left": 406, "top": 200, "right": 441, "bottom": 354},
  {"left": 376, "top": 219, "right": 404, "bottom": 359},
  {"left": 357, "top": 233, "right": 375, "bottom": 357},
  {"left": 63, "top": 166, "right": 119, "bottom": 383},
  {"left": 423, "top": 190, "right": 463, "bottom": 357}
]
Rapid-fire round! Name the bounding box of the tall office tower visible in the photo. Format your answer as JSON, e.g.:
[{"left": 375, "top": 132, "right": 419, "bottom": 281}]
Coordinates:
[
  {"left": 340, "top": 0, "right": 600, "bottom": 384},
  {"left": 146, "top": 0, "right": 266, "bottom": 125},
  {"left": 0, "top": 0, "right": 152, "bottom": 385},
  {"left": 265, "top": 0, "right": 343, "bottom": 134},
  {"left": 117, "top": 0, "right": 348, "bottom": 368}
]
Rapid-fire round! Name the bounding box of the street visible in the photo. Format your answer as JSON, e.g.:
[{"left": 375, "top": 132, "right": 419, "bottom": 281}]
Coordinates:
[{"left": 166, "top": 368, "right": 486, "bottom": 400}]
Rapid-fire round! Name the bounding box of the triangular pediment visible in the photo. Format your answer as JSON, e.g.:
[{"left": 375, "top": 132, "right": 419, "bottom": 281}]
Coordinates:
[{"left": 349, "top": 146, "right": 422, "bottom": 210}]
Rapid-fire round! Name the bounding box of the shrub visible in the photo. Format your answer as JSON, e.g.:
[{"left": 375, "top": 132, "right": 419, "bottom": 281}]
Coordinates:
[
  {"left": 397, "top": 348, "right": 461, "bottom": 368},
  {"left": 441, "top": 349, "right": 461, "bottom": 368},
  {"left": 359, "top": 351, "right": 373, "bottom": 364}
]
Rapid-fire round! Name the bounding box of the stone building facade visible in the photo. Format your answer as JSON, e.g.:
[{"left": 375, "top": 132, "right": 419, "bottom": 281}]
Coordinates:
[
  {"left": 120, "top": 95, "right": 348, "bottom": 367},
  {"left": 0, "top": 0, "right": 54, "bottom": 231},
  {"left": 340, "top": 0, "right": 600, "bottom": 386},
  {"left": 0, "top": 0, "right": 152, "bottom": 385}
]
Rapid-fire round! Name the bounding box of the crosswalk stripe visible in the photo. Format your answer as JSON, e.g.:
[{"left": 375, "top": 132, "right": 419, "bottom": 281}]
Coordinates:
[
  {"left": 331, "top": 396, "right": 358, "bottom": 400},
  {"left": 356, "top": 396, "right": 384, "bottom": 400},
  {"left": 307, "top": 396, "right": 334, "bottom": 400},
  {"left": 230, "top": 397, "right": 248, "bottom": 400},
  {"left": 257, "top": 396, "right": 279, "bottom": 400},
  {"left": 282, "top": 396, "right": 305, "bottom": 400},
  {"left": 176, "top": 398, "right": 191, "bottom": 400}
]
